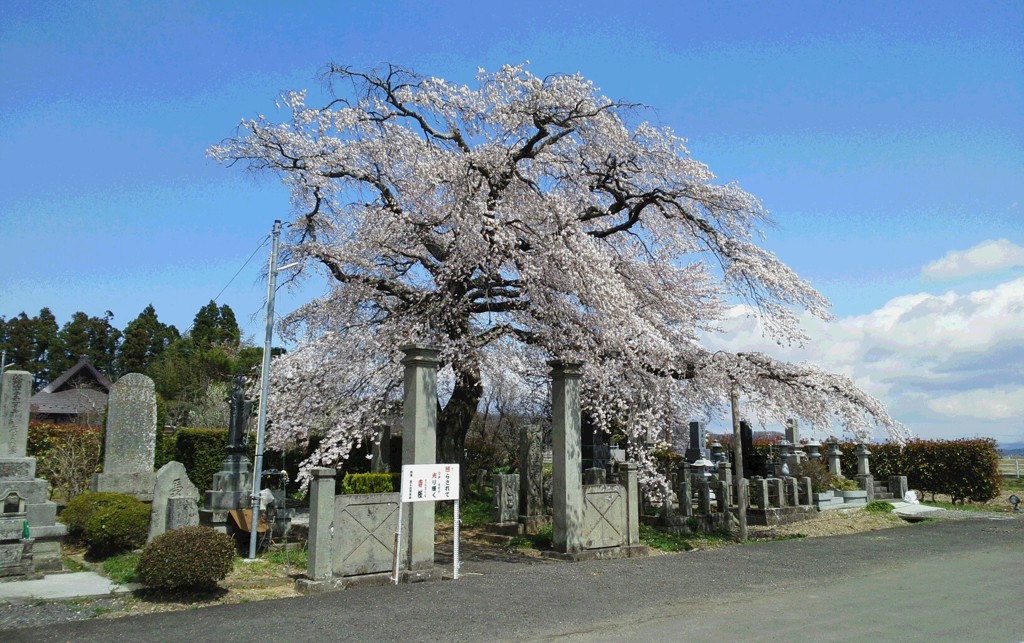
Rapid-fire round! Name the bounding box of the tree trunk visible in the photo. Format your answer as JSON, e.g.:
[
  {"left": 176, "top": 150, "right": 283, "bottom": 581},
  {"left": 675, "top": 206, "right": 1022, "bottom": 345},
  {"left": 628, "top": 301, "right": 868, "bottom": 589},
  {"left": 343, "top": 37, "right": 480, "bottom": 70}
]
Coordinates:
[{"left": 437, "top": 361, "right": 483, "bottom": 496}]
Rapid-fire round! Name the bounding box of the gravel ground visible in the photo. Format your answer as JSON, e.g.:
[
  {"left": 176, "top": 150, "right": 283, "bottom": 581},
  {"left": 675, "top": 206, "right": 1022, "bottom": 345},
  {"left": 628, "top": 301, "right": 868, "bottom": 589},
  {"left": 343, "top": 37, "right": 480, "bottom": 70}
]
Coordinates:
[{"left": 1, "top": 504, "right": 1018, "bottom": 633}]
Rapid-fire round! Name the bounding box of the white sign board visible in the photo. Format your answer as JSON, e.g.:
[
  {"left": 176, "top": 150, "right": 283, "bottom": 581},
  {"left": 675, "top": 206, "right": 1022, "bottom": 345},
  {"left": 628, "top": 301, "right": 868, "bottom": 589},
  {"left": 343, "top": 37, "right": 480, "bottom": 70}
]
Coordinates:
[{"left": 400, "top": 464, "right": 460, "bottom": 502}]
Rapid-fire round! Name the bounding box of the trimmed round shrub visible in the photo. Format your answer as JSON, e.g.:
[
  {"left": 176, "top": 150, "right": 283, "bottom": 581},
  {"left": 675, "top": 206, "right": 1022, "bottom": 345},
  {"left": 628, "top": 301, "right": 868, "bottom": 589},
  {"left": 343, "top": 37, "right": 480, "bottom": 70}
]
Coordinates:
[
  {"left": 61, "top": 492, "right": 143, "bottom": 541},
  {"left": 83, "top": 497, "right": 151, "bottom": 555},
  {"left": 136, "top": 526, "right": 235, "bottom": 590}
]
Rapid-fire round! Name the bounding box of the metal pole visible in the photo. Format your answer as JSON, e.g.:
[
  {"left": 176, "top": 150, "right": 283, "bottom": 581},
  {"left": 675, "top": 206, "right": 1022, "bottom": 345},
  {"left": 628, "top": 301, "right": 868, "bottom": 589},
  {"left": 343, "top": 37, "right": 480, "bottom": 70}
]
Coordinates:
[
  {"left": 453, "top": 499, "right": 460, "bottom": 580},
  {"left": 392, "top": 501, "right": 404, "bottom": 585},
  {"left": 730, "top": 383, "right": 747, "bottom": 542},
  {"left": 248, "top": 220, "right": 282, "bottom": 561}
]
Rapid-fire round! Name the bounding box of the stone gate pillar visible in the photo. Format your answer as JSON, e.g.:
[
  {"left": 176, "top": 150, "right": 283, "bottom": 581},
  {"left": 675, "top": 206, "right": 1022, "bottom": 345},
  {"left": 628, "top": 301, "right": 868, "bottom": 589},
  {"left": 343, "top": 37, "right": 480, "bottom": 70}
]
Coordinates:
[
  {"left": 550, "top": 360, "right": 583, "bottom": 554},
  {"left": 400, "top": 344, "right": 440, "bottom": 573}
]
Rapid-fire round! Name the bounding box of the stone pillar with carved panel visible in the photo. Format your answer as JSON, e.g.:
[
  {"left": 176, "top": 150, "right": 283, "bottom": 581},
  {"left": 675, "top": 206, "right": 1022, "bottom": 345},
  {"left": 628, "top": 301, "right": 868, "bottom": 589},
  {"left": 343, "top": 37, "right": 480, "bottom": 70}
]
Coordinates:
[{"left": 0, "top": 370, "right": 65, "bottom": 575}]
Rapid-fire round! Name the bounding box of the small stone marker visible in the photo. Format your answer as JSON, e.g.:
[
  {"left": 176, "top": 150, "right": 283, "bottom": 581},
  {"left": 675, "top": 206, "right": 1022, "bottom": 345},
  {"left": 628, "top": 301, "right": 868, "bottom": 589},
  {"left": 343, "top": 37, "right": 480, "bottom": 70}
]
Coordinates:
[
  {"left": 91, "top": 373, "right": 158, "bottom": 501},
  {"left": 492, "top": 473, "right": 519, "bottom": 524},
  {"left": 148, "top": 461, "right": 199, "bottom": 542}
]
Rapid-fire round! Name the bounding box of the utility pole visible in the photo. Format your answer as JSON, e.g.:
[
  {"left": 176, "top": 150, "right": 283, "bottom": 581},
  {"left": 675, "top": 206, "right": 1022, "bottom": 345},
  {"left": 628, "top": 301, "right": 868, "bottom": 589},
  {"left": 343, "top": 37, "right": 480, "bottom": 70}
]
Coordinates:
[
  {"left": 248, "top": 220, "right": 287, "bottom": 561},
  {"left": 730, "top": 383, "right": 748, "bottom": 542}
]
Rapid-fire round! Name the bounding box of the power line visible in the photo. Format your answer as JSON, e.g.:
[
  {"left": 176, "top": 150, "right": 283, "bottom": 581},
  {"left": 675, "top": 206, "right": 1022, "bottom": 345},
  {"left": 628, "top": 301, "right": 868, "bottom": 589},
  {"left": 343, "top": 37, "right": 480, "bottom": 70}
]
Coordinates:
[{"left": 213, "top": 235, "right": 271, "bottom": 305}]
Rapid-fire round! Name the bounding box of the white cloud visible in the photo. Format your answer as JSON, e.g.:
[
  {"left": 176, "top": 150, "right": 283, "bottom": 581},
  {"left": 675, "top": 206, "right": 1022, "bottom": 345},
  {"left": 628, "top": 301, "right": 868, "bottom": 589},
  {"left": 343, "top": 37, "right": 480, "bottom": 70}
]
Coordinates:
[
  {"left": 703, "top": 276, "right": 1024, "bottom": 441},
  {"left": 921, "top": 238, "right": 1024, "bottom": 281},
  {"left": 927, "top": 387, "right": 1024, "bottom": 420}
]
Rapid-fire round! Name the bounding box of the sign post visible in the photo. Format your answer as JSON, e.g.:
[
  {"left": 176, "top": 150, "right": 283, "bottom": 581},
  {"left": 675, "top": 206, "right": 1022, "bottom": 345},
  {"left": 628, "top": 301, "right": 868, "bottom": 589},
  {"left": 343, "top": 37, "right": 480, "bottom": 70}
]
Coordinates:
[{"left": 393, "top": 463, "right": 460, "bottom": 584}]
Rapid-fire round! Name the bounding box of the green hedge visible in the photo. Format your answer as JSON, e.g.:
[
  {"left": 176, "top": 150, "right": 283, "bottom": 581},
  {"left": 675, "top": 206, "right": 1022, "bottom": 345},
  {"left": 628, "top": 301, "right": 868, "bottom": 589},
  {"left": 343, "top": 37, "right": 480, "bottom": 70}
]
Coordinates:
[
  {"left": 173, "top": 428, "right": 229, "bottom": 494},
  {"left": 341, "top": 472, "right": 399, "bottom": 495},
  {"left": 831, "top": 439, "right": 1001, "bottom": 504}
]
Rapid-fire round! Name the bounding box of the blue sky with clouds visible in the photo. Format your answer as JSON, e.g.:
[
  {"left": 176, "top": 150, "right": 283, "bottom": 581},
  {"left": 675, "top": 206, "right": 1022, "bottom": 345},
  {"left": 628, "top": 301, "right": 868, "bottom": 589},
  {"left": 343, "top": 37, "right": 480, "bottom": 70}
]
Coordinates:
[{"left": 1, "top": 1, "right": 1021, "bottom": 442}]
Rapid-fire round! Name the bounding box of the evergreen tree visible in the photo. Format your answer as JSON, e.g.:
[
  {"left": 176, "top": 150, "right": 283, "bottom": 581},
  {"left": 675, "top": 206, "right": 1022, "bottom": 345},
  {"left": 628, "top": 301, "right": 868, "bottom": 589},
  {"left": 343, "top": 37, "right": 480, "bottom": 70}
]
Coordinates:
[
  {"left": 117, "top": 304, "right": 178, "bottom": 376},
  {"left": 52, "top": 311, "right": 122, "bottom": 377}
]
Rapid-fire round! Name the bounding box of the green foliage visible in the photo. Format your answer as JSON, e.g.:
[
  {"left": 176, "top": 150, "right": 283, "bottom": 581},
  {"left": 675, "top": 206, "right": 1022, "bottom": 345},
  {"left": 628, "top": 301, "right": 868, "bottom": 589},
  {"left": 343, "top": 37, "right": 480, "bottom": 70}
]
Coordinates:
[
  {"left": 60, "top": 492, "right": 139, "bottom": 540},
  {"left": 865, "top": 500, "right": 894, "bottom": 513},
  {"left": 83, "top": 496, "right": 150, "bottom": 555},
  {"left": 788, "top": 459, "right": 856, "bottom": 493},
  {"left": 436, "top": 499, "right": 492, "bottom": 527},
  {"left": 26, "top": 423, "right": 102, "bottom": 502},
  {"left": 835, "top": 439, "right": 1002, "bottom": 504},
  {"left": 136, "top": 526, "right": 235, "bottom": 590},
  {"left": 117, "top": 304, "right": 179, "bottom": 376},
  {"left": 639, "top": 524, "right": 693, "bottom": 552},
  {"left": 340, "top": 472, "right": 397, "bottom": 495},
  {"left": 174, "top": 428, "right": 229, "bottom": 494},
  {"left": 154, "top": 431, "right": 177, "bottom": 470},
  {"left": 102, "top": 552, "right": 140, "bottom": 584}
]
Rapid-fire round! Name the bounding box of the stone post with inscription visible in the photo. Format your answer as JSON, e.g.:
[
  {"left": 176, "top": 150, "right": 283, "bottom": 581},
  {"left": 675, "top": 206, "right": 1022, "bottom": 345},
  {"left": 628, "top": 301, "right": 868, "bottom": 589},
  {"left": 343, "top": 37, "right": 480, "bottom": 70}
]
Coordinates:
[{"left": 518, "top": 424, "right": 545, "bottom": 533}]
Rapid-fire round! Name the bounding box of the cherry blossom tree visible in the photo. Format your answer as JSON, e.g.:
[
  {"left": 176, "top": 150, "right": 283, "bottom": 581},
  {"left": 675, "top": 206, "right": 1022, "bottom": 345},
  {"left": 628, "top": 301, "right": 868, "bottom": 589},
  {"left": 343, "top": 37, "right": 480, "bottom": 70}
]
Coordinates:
[{"left": 210, "top": 64, "right": 907, "bottom": 493}]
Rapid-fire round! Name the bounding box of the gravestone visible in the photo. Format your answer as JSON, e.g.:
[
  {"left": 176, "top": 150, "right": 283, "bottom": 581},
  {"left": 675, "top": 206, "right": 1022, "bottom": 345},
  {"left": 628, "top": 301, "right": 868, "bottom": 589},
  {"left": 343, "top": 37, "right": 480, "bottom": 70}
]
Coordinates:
[
  {"left": 684, "top": 421, "right": 708, "bottom": 463},
  {"left": 740, "top": 420, "right": 755, "bottom": 477},
  {"left": 785, "top": 418, "right": 800, "bottom": 444},
  {"left": 492, "top": 473, "right": 519, "bottom": 525},
  {"left": 551, "top": 361, "right": 583, "bottom": 554},
  {"left": 0, "top": 371, "right": 65, "bottom": 574},
  {"left": 148, "top": 461, "right": 199, "bottom": 542},
  {"left": 518, "top": 424, "right": 544, "bottom": 533},
  {"left": 91, "top": 373, "right": 158, "bottom": 501}
]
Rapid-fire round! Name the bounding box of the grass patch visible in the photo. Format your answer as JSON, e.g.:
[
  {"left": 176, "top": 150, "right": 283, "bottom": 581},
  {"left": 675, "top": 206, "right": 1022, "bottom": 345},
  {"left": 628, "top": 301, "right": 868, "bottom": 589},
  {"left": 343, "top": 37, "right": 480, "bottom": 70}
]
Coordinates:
[
  {"left": 865, "top": 501, "right": 894, "bottom": 513},
  {"left": 507, "top": 524, "right": 553, "bottom": 551},
  {"left": 101, "top": 552, "right": 139, "bottom": 584},
  {"left": 62, "top": 556, "right": 88, "bottom": 572},
  {"left": 639, "top": 524, "right": 693, "bottom": 553},
  {"left": 261, "top": 546, "right": 307, "bottom": 570},
  {"left": 1002, "top": 477, "right": 1024, "bottom": 491},
  {"left": 436, "top": 499, "right": 492, "bottom": 528}
]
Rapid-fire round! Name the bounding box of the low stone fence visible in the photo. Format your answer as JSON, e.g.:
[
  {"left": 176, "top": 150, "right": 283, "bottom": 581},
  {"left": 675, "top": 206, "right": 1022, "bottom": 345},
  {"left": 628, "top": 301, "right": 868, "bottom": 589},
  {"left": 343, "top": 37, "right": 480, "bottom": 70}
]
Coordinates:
[{"left": 301, "top": 467, "right": 401, "bottom": 591}]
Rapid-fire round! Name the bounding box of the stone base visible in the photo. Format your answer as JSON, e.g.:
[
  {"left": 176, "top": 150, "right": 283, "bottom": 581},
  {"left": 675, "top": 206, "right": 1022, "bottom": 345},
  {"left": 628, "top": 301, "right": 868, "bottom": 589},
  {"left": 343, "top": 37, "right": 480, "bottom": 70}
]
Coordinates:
[
  {"left": 295, "top": 566, "right": 443, "bottom": 594},
  {"left": 29, "top": 535, "right": 62, "bottom": 572},
  {"left": 91, "top": 471, "right": 157, "bottom": 502},
  {"left": 486, "top": 522, "right": 522, "bottom": 537},
  {"left": 204, "top": 490, "right": 250, "bottom": 511},
  {"left": 746, "top": 505, "right": 818, "bottom": 526},
  {"left": 541, "top": 544, "right": 649, "bottom": 562},
  {"left": 518, "top": 515, "right": 550, "bottom": 534},
  {"left": 199, "top": 508, "right": 231, "bottom": 534}
]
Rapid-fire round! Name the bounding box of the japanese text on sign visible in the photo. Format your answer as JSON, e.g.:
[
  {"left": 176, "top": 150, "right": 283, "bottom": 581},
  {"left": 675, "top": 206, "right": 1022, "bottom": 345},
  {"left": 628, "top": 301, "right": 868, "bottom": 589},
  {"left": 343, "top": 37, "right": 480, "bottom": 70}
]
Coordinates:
[{"left": 400, "top": 464, "right": 460, "bottom": 502}]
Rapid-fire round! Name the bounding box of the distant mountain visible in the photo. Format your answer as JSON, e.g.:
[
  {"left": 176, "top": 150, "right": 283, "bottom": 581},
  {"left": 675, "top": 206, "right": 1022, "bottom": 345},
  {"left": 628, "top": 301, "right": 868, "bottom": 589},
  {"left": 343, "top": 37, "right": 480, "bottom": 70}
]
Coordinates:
[{"left": 998, "top": 441, "right": 1024, "bottom": 456}]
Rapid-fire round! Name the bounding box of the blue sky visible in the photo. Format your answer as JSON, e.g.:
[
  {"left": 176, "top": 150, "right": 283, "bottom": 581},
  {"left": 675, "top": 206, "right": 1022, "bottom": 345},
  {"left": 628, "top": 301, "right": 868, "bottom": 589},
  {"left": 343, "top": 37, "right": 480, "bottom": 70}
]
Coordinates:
[{"left": 1, "top": 1, "right": 1021, "bottom": 442}]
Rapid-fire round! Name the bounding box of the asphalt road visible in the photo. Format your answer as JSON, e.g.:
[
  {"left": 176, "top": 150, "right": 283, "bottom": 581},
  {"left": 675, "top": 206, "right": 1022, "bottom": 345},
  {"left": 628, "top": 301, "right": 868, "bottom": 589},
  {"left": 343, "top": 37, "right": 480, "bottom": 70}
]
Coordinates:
[{"left": 8, "top": 515, "right": 1023, "bottom": 642}]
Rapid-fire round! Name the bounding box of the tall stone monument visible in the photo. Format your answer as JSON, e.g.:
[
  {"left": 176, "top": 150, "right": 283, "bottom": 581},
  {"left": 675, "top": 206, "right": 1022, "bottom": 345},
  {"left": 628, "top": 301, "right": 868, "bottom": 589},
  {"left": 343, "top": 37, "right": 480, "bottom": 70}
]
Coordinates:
[
  {"left": 550, "top": 360, "right": 583, "bottom": 554},
  {"left": 91, "top": 373, "right": 158, "bottom": 501},
  {"left": 400, "top": 343, "right": 440, "bottom": 579},
  {"left": 200, "top": 375, "right": 254, "bottom": 533},
  {"left": 1, "top": 370, "right": 66, "bottom": 573}
]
